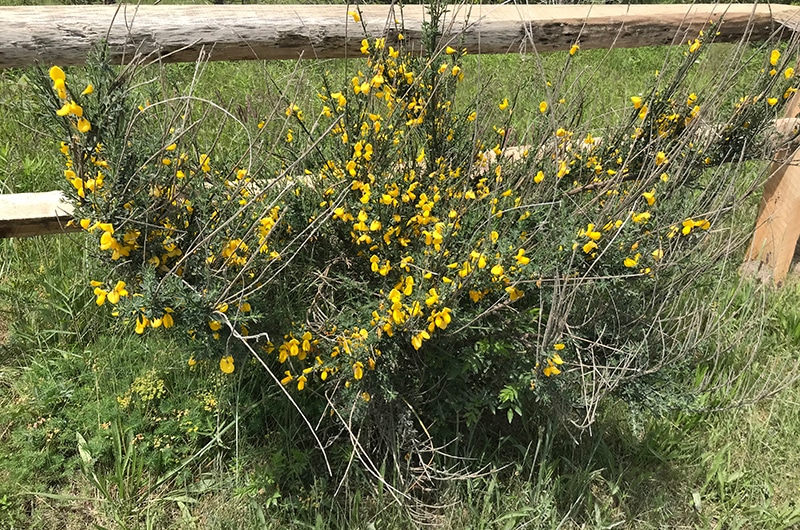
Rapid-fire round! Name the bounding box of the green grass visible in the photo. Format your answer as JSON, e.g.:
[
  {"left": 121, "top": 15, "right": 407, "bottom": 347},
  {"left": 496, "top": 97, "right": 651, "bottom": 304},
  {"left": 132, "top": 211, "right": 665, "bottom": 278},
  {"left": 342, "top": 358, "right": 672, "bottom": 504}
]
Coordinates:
[{"left": 2, "top": 5, "right": 800, "bottom": 528}]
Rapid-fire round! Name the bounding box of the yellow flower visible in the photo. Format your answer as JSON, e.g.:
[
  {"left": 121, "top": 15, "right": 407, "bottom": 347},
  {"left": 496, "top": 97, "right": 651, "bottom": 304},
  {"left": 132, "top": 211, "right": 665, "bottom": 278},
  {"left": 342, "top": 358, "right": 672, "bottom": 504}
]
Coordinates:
[
  {"left": 534, "top": 170, "right": 544, "bottom": 184},
  {"left": 652, "top": 248, "right": 664, "bottom": 261},
  {"left": 281, "top": 371, "right": 293, "bottom": 385},
  {"left": 554, "top": 343, "right": 565, "bottom": 351},
  {"left": 785, "top": 67, "right": 795, "bottom": 79},
  {"left": 505, "top": 286, "right": 524, "bottom": 301},
  {"left": 768, "top": 97, "right": 779, "bottom": 107},
  {"left": 624, "top": 253, "right": 641, "bottom": 268},
  {"left": 445, "top": 46, "right": 457, "bottom": 55},
  {"left": 81, "top": 84, "right": 94, "bottom": 96},
  {"left": 539, "top": 101, "right": 547, "bottom": 113},
  {"left": 688, "top": 39, "right": 701, "bottom": 54},
  {"left": 162, "top": 310, "right": 174, "bottom": 328},
  {"left": 94, "top": 287, "right": 108, "bottom": 306},
  {"left": 49, "top": 66, "right": 66, "bottom": 83},
  {"left": 569, "top": 43, "right": 580, "bottom": 56},
  {"left": 642, "top": 189, "right": 656, "bottom": 206},
  {"left": 630, "top": 96, "right": 643, "bottom": 109},
  {"left": 209, "top": 320, "right": 222, "bottom": 331},
  {"left": 583, "top": 240, "right": 598, "bottom": 254},
  {"left": 543, "top": 360, "right": 561, "bottom": 377},
  {"left": 655, "top": 152, "right": 668, "bottom": 166},
  {"left": 135, "top": 314, "right": 149, "bottom": 334},
  {"left": 106, "top": 281, "right": 128, "bottom": 304},
  {"left": 515, "top": 248, "right": 530, "bottom": 265},
  {"left": 199, "top": 153, "right": 211, "bottom": 172},
  {"left": 187, "top": 356, "right": 196, "bottom": 367},
  {"left": 76, "top": 118, "right": 91, "bottom": 133},
  {"left": 499, "top": 98, "right": 509, "bottom": 111},
  {"left": 348, "top": 10, "right": 360, "bottom": 23},
  {"left": 219, "top": 355, "right": 235, "bottom": 374},
  {"left": 353, "top": 361, "right": 364, "bottom": 380},
  {"left": 770, "top": 49, "right": 780, "bottom": 66}
]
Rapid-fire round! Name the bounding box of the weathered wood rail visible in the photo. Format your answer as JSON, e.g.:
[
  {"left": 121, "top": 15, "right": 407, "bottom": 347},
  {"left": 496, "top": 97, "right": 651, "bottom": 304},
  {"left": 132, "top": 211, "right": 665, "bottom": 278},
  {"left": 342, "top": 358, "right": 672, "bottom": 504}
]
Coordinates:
[
  {"left": 1, "top": 4, "right": 799, "bottom": 68},
  {"left": 2, "top": 3, "right": 800, "bottom": 282}
]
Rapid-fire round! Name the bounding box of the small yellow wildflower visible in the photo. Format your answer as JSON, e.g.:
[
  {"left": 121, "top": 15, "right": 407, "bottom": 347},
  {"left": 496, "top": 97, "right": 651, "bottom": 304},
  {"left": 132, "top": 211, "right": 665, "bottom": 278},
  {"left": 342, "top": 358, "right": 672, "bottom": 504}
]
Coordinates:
[
  {"left": 770, "top": 49, "right": 780, "bottom": 66},
  {"left": 543, "top": 360, "right": 561, "bottom": 377},
  {"left": 539, "top": 101, "right": 548, "bottom": 113},
  {"left": 348, "top": 10, "right": 360, "bottom": 23},
  {"left": 506, "top": 286, "right": 524, "bottom": 301},
  {"left": 76, "top": 118, "right": 91, "bottom": 133},
  {"left": 624, "top": 253, "right": 641, "bottom": 268},
  {"left": 106, "top": 281, "right": 128, "bottom": 304},
  {"left": 499, "top": 98, "right": 509, "bottom": 111},
  {"left": 162, "top": 309, "right": 175, "bottom": 328},
  {"left": 49, "top": 66, "right": 65, "bottom": 83},
  {"left": 220, "top": 355, "right": 235, "bottom": 374},
  {"left": 135, "top": 315, "right": 149, "bottom": 335}
]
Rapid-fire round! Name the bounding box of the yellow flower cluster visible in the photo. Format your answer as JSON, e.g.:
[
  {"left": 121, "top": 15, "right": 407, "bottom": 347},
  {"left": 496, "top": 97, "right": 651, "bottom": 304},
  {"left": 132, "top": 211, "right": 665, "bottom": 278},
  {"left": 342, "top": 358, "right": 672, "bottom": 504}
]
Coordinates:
[{"left": 49, "top": 66, "right": 91, "bottom": 133}]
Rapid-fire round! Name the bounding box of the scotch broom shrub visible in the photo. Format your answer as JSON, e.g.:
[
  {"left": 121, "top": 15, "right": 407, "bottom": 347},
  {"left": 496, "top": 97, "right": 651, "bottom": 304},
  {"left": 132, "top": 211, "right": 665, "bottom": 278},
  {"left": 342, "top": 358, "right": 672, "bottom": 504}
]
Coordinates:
[{"left": 37, "top": 5, "right": 800, "bottom": 487}]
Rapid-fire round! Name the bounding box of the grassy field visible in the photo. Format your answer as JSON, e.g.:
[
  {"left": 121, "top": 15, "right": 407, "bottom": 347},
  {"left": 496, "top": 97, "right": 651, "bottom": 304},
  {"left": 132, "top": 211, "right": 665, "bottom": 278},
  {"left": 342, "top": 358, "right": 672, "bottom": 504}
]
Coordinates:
[{"left": 3, "top": 3, "right": 800, "bottom": 529}]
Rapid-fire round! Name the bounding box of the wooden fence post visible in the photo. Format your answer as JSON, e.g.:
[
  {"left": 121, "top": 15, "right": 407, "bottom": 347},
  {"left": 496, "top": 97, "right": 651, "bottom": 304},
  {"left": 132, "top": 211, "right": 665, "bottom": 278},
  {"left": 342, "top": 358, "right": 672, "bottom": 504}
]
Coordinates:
[{"left": 742, "top": 89, "right": 800, "bottom": 284}]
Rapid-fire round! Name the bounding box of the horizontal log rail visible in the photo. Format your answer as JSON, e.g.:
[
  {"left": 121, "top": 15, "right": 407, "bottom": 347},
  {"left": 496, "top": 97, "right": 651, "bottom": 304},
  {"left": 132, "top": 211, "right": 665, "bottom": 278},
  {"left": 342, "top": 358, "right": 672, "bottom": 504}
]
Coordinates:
[
  {"left": 0, "top": 191, "right": 75, "bottom": 238},
  {"left": 1, "top": 4, "right": 799, "bottom": 69}
]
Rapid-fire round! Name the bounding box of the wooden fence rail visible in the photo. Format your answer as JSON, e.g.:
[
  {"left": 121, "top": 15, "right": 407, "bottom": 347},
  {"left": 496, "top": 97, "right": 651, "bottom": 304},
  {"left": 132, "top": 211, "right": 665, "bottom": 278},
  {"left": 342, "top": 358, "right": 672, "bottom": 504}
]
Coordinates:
[
  {"left": 2, "top": 4, "right": 800, "bottom": 68},
  {"left": 2, "top": 3, "right": 800, "bottom": 282}
]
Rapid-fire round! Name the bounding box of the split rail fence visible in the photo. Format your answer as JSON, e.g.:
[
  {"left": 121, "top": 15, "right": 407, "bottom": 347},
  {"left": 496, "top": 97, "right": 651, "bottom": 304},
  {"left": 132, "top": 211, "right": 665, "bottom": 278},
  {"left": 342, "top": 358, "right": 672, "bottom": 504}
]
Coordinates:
[{"left": 2, "top": 3, "right": 800, "bottom": 281}]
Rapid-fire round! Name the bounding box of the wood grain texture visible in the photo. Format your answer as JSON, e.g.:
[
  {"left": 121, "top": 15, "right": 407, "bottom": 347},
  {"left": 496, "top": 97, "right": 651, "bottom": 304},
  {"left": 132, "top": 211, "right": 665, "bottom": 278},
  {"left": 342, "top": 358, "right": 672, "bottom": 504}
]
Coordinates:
[
  {"left": 1, "top": 4, "right": 799, "bottom": 69},
  {"left": 743, "top": 82, "right": 800, "bottom": 285},
  {"left": 0, "top": 191, "right": 77, "bottom": 238}
]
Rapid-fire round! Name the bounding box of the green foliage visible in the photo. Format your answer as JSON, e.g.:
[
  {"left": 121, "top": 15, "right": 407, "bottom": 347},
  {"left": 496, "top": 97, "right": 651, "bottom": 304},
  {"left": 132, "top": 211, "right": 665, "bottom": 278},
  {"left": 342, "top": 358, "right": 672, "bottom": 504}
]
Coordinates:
[{"left": 5, "top": 1, "right": 800, "bottom": 528}]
